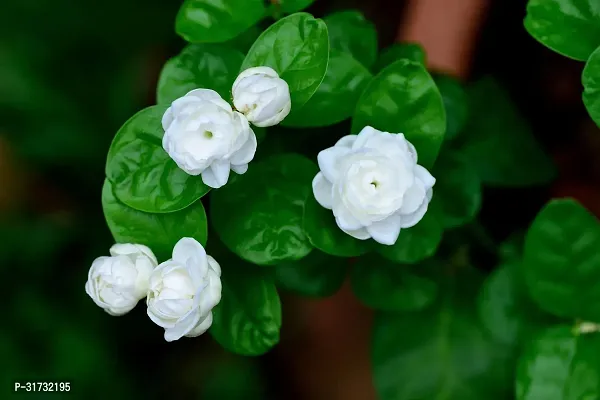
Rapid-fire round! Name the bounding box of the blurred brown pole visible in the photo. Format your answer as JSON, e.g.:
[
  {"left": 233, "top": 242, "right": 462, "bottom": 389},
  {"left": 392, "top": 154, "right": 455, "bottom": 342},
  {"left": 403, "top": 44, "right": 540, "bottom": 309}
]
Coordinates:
[
  {"left": 278, "top": 1, "right": 490, "bottom": 399},
  {"left": 398, "top": 0, "right": 491, "bottom": 79}
]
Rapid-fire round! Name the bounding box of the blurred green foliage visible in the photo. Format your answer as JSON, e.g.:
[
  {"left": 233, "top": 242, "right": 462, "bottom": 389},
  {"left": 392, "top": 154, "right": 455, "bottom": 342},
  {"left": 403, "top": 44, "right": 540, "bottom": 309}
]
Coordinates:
[{"left": 0, "top": 0, "right": 269, "bottom": 397}]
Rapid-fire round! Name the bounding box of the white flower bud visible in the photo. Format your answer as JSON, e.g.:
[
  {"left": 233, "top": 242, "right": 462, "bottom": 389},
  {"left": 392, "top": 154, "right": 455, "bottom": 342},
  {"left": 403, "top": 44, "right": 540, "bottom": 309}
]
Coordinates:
[
  {"left": 85, "top": 244, "right": 158, "bottom": 316},
  {"left": 162, "top": 89, "right": 257, "bottom": 189},
  {"left": 312, "top": 126, "right": 436, "bottom": 246},
  {"left": 232, "top": 66, "right": 291, "bottom": 127},
  {"left": 146, "top": 238, "right": 222, "bottom": 342}
]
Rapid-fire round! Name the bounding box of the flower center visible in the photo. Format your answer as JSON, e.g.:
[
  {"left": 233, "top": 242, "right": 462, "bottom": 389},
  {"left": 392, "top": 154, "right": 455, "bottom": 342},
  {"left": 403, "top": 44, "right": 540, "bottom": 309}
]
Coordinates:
[
  {"left": 203, "top": 130, "right": 213, "bottom": 139},
  {"left": 370, "top": 180, "right": 379, "bottom": 188}
]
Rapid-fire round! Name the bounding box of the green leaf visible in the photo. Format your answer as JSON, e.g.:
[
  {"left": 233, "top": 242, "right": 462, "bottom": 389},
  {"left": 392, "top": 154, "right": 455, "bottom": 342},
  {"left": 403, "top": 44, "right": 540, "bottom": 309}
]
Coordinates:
[
  {"left": 352, "top": 59, "right": 446, "bottom": 169},
  {"left": 458, "top": 77, "right": 556, "bottom": 186},
  {"left": 224, "top": 25, "right": 263, "bottom": 53},
  {"left": 372, "top": 268, "right": 513, "bottom": 400},
  {"left": 433, "top": 150, "right": 482, "bottom": 229},
  {"left": 241, "top": 12, "right": 329, "bottom": 119},
  {"left": 210, "top": 267, "right": 281, "bottom": 356},
  {"left": 434, "top": 74, "right": 468, "bottom": 141},
  {"left": 351, "top": 255, "right": 438, "bottom": 312},
  {"left": 279, "top": 0, "right": 315, "bottom": 13},
  {"left": 275, "top": 249, "right": 347, "bottom": 297},
  {"left": 373, "top": 43, "right": 427, "bottom": 73},
  {"left": 516, "top": 325, "right": 600, "bottom": 400},
  {"left": 523, "top": 198, "right": 600, "bottom": 321},
  {"left": 101, "top": 179, "right": 208, "bottom": 262},
  {"left": 582, "top": 45, "right": 600, "bottom": 127},
  {"left": 303, "top": 193, "right": 372, "bottom": 258},
  {"left": 282, "top": 50, "right": 372, "bottom": 127},
  {"left": 210, "top": 153, "right": 317, "bottom": 266},
  {"left": 175, "top": 0, "right": 266, "bottom": 44},
  {"left": 524, "top": 0, "right": 600, "bottom": 61},
  {"left": 105, "top": 105, "right": 210, "bottom": 213},
  {"left": 478, "top": 261, "right": 558, "bottom": 349},
  {"left": 375, "top": 204, "right": 443, "bottom": 264},
  {"left": 156, "top": 44, "right": 244, "bottom": 105},
  {"left": 323, "top": 10, "right": 378, "bottom": 68}
]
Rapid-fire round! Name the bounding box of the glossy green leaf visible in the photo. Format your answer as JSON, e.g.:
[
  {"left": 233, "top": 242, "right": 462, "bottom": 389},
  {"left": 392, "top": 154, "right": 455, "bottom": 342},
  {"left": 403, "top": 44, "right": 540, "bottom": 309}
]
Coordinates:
[
  {"left": 523, "top": 198, "right": 600, "bottom": 321},
  {"left": 241, "top": 12, "right": 329, "bottom": 119},
  {"left": 275, "top": 249, "right": 347, "bottom": 297},
  {"left": 372, "top": 268, "right": 513, "bottom": 400},
  {"left": 516, "top": 325, "right": 600, "bottom": 400},
  {"left": 176, "top": 0, "right": 266, "bottom": 44},
  {"left": 375, "top": 204, "right": 443, "bottom": 264},
  {"left": 478, "top": 261, "right": 558, "bottom": 349},
  {"left": 323, "top": 10, "right": 377, "bottom": 68},
  {"left": 210, "top": 153, "right": 317, "bottom": 266},
  {"left": 282, "top": 50, "right": 372, "bottom": 127},
  {"left": 156, "top": 44, "right": 244, "bottom": 105},
  {"left": 105, "top": 105, "right": 210, "bottom": 213},
  {"left": 210, "top": 267, "right": 281, "bottom": 356},
  {"left": 373, "top": 43, "right": 426, "bottom": 72},
  {"left": 101, "top": 179, "right": 208, "bottom": 262},
  {"left": 458, "top": 77, "right": 556, "bottom": 186},
  {"left": 279, "top": 0, "right": 315, "bottom": 13},
  {"left": 224, "top": 25, "right": 263, "bottom": 53},
  {"left": 303, "top": 193, "right": 372, "bottom": 258},
  {"left": 524, "top": 0, "right": 600, "bottom": 61},
  {"left": 434, "top": 74, "right": 468, "bottom": 141},
  {"left": 433, "top": 151, "right": 482, "bottom": 229},
  {"left": 582, "top": 45, "right": 600, "bottom": 127},
  {"left": 351, "top": 255, "right": 438, "bottom": 312},
  {"left": 352, "top": 59, "right": 446, "bottom": 169}
]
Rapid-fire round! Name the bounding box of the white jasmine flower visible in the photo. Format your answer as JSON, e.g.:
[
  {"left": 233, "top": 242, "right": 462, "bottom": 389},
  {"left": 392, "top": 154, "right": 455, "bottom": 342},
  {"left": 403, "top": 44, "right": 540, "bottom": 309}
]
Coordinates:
[
  {"left": 162, "top": 89, "right": 257, "bottom": 188},
  {"left": 146, "top": 238, "right": 222, "bottom": 342},
  {"left": 85, "top": 244, "right": 157, "bottom": 316},
  {"left": 312, "top": 126, "right": 436, "bottom": 246},
  {"left": 232, "top": 66, "right": 291, "bottom": 127}
]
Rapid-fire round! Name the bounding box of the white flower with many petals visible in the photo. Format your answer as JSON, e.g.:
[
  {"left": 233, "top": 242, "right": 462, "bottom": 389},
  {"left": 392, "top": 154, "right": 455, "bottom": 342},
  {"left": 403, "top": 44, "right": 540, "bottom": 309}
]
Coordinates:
[
  {"left": 232, "top": 66, "right": 291, "bottom": 127},
  {"left": 146, "top": 238, "right": 222, "bottom": 342},
  {"left": 85, "top": 244, "right": 157, "bottom": 316},
  {"left": 162, "top": 89, "right": 257, "bottom": 189},
  {"left": 312, "top": 126, "right": 436, "bottom": 246}
]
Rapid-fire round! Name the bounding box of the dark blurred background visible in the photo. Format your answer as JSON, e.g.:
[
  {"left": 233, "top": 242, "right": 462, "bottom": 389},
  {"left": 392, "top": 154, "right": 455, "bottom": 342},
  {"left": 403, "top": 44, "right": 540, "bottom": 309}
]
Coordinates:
[{"left": 1, "top": 0, "right": 599, "bottom": 398}]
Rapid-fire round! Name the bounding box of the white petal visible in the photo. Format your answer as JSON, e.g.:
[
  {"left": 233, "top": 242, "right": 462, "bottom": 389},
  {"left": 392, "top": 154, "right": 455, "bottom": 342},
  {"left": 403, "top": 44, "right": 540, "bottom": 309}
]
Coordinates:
[
  {"left": 317, "top": 146, "right": 351, "bottom": 183},
  {"left": 201, "top": 160, "right": 231, "bottom": 188},
  {"left": 147, "top": 306, "right": 177, "bottom": 328},
  {"left": 312, "top": 172, "right": 333, "bottom": 209},
  {"left": 230, "top": 129, "right": 257, "bottom": 165},
  {"left": 185, "top": 88, "right": 224, "bottom": 102},
  {"left": 414, "top": 165, "right": 436, "bottom": 188},
  {"left": 335, "top": 135, "right": 358, "bottom": 148},
  {"left": 106, "top": 303, "right": 137, "bottom": 316},
  {"left": 172, "top": 238, "right": 208, "bottom": 278},
  {"left": 206, "top": 255, "right": 221, "bottom": 276},
  {"left": 185, "top": 312, "right": 214, "bottom": 338},
  {"left": 367, "top": 215, "right": 403, "bottom": 245},
  {"left": 161, "top": 107, "right": 174, "bottom": 131},
  {"left": 233, "top": 67, "right": 279, "bottom": 89},
  {"left": 399, "top": 201, "right": 429, "bottom": 228},
  {"left": 340, "top": 226, "right": 371, "bottom": 240},
  {"left": 231, "top": 163, "right": 248, "bottom": 174},
  {"left": 399, "top": 181, "right": 426, "bottom": 215},
  {"left": 252, "top": 94, "right": 291, "bottom": 127},
  {"left": 196, "top": 271, "right": 222, "bottom": 313},
  {"left": 164, "top": 309, "right": 202, "bottom": 342},
  {"left": 352, "top": 126, "right": 380, "bottom": 150},
  {"left": 109, "top": 243, "right": 157, "bottom": 265},
  {"left": 333, "top": 204, "right": 364, "bottom": 231}
]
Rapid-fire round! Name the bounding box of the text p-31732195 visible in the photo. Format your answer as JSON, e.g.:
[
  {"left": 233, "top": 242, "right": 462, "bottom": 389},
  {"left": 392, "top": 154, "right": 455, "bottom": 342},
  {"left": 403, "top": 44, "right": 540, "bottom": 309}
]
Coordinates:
[{"left": 14, "top": 382, "right": 70, "bottom": 392}]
